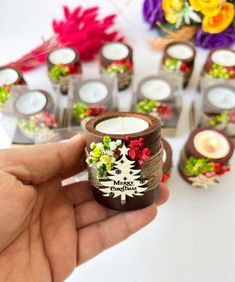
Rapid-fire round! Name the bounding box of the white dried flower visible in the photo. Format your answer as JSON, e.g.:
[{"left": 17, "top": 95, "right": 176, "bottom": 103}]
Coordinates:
[
  {"left": 90, "top": 142, "right": 96, "bottom": 149},
  {"left": 97, "top": 162, "right": 103, "bottom": 168},
  {"left": 109, "top": 141, "right": 117, "bottom": 150},
  {"left": 116, "top": 140, "right": 122, "bottom": 146},
  {"left": 106, "top": 150, "right": 114, "bottom": 156}
]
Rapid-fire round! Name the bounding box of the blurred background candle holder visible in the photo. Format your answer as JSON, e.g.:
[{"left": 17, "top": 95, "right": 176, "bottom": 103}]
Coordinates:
[
  {"left": 67, "top": 74, "right": 117, "bottom": 130},
  {"left": 131, "top": 72, "right": 183, "bottom": 137}
]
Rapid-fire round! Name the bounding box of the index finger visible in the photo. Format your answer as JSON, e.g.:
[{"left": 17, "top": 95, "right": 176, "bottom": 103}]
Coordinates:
[{"left": 0, "top": 134, "right": 86, "bottom": 184}]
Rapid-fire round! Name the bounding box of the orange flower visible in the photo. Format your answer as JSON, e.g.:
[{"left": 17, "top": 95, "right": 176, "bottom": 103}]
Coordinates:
[
  {"left": 189, "top": 0, "right": 226, "bottom": 16},
  {"left": 203, "top": 3, "right": 235, "bottom": 33}
]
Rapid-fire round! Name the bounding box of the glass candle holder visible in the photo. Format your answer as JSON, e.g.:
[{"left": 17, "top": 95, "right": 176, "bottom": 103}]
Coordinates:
[
  {"left": 68, "top": 74, "right": 117, "bottom": 129},
  {"left": 85, "top": 112, "right": 163, "bottom": 210}
]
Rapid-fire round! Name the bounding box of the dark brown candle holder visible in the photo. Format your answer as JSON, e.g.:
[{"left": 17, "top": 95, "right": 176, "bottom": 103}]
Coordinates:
[
  {"left": 100, "top": 42, "right": 133, "bottom": 91},
  {"left": 47, "top": 47, "right": 82, "bottom": 95},
  {"left": 0, "top": 66, "right": 26, "bottom": 86},
  {"left": 85, "top": 112, "right": 163, "bottom": 210},
  {"left": 160, "top": 41, "right": 196, "bottom": 88},
  {"left": 178, "top": 128, "right": 233, "bottom": 188}
]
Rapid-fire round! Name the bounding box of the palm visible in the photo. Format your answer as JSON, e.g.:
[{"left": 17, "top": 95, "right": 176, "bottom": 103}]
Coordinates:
[{"left": 0, "top": 135, "right": 168, "bottom": 282}]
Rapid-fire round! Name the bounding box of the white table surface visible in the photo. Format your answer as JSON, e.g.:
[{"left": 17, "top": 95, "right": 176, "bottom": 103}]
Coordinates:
[{"left": 1, "top": 1, "right": 235, "bottom": 282}]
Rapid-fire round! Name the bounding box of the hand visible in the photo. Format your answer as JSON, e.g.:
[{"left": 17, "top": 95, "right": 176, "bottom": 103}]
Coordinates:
[{"left": 0, "top": 135, "right": 169, "bottom": 282}]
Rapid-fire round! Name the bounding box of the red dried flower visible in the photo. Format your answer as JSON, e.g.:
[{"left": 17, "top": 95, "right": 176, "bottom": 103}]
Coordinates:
[
  {"left": 180, "top": 63, "right": 190, "bottom": 73},
  {"left": 161, "top": 173, "right": 171, "bottom": 183},
  {"left": 155, "top": 104, "right": 173, "bottom": 120},
  {"left": 87, "top": 105, "right": 107, "bottom": 116},
  {"left": 4, "top": 6, "right": 123, "bottom": 71},
  {"left": 126, "top": 137, "right": 151, "bottom": 166},
  {"left": 229, "top": 110, "right": 235, "bottom": 122}
]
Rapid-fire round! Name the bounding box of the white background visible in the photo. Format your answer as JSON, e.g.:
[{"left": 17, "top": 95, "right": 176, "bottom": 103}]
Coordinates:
[{"left": 1, "top": 1, "right": 235, "bottom": 282}]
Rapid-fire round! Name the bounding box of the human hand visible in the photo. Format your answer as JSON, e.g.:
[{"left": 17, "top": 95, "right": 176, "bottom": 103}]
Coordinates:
[{"left": 0, "top": 135, "right": 169, "bottom": 282}]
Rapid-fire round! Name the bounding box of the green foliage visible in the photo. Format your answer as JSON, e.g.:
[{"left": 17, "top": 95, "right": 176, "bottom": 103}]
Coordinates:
[
  {"left": 137, "top": 99, "right": 157, "bottom": 114},
  {"left": 208, "top": 64, "right": 233, "bottom": 79},
  {"left": 97, "top": 164, "right": 106, "bottom": 179},
  {"left": 103, "top": 136, "right": 111, "bottom": 150},
  {"left": 210, "top": 111, "right": 229, "bottom": 127},
  {"left": 185, "top": 157, "right": 214, "bottom": 176},
  {"left": 72, "top": 103, "right": 88, "bottom": 120},
  {"left": 49, "top": 64, "right": 69, "bottom": 81},
  {"left": 0, "top": 86, "right": 10, "bottom": 106}
]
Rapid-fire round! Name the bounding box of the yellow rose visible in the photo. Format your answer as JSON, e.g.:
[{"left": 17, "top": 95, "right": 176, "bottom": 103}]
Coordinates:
[
  {"left": 189, "top": 0, "right": 226, "bottom": 16},
  {"left": 163, "top": 0, "right": 184, "bottom": 24},
  {"left": 203, "top": 3, "right": 235, "bottom": 33}
]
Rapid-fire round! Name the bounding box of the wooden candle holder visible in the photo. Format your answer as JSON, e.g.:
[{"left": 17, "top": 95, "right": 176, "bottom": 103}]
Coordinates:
[
  {"left": 100, "top": 42, "right": 133, "bottom": 91},
  {"left": 202, "top": 48, "right": 235, "bottom": 80},
  {"left": 161, "top": 41, "right": 196, "bottom": 88},
  {"left": 162, "top": 138, "right": 172, "bottom": 177},
  {"left": 178, "top": 128, "right": 233, "bottom": 188},
  {"left": 47, "top": 47, "right": 82, "bottom": 95},
  {"left": 0, "top": 66, "right": 26, "bottom": 86},
  {"left": 85, "top": 112, "right": 163, "bottom": 210}
]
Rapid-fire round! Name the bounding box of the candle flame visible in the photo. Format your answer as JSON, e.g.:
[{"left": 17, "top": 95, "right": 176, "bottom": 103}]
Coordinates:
[{"left": 205, "top": 137, "right": 218, "bottom": 153}]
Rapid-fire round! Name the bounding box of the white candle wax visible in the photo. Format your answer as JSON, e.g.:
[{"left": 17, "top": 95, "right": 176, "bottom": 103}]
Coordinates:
[
  {"left": 95, "top": 117, "right": 149, "bottom": 134},
  {"left": 0, "top": 68, "right": 18, "bottom": 86},
  {"left": 194, "top": 130, "right": 230, "bottom": 159},
  {"left": 163, "top": 149, "right": 167, "bottom": 164},
  {"left": 79, "top": 81, "right": 108, "bottom": 103},
  {"left": 211, "top": 49, "right": 235, "bottom": 67},
  {"left": 167, "top": 43, "right": 194, "bottom": 60},
  {"left": 16, "top": 91, "right": 47, "bottom": 115},
  {"left": 49, "top": 48, "right": 76, "bottom": 65},
  {"left": 140, "top": 79, "right": 171, "bottom": 100},
  {"left": 102, "top": 43, "right": 129, "bottom": 60},
  {"left": 207, "top": 87, "right": 235, "bottom": 110}
]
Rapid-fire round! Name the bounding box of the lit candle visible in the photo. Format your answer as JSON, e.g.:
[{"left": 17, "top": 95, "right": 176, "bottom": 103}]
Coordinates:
[
  {"left": 194, "top": 130, "right": 230, "bottom": 159},
  {"left": 178, "top": 128, "right": 233, "bottom": 188},
  {"left": 206, "top": 85, "right": 235, "bottom": 110},
  {"left": 78, "top": 80, "right": 108, "bottom": 103},
  {"left": 85, "top": 112, "right": 162, "bottom": 210},
  {"left": 14, "top": 90, "right": 48, "bottom": 115},
  {"left": 48, "top": 47, "right": 77, "bottom": 65},
  {"left": 101, "top": 42, "right": 129, "bottom": 60},
  {"left": 95, "top": 116, "right": 149, "bottom": 134},
  {"left": 139, "top": 77, "right": 172, "bottom": 101},
  {"left": 167, "top": 43, "right": 194, "bottom": 60},
  {"left": 211, "top": 49, "right": 235, "bottom": 67}
]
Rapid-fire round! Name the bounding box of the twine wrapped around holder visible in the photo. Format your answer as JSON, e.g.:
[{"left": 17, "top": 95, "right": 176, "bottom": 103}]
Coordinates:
[{"left": 85, "top": 112, "right": 162, "bottom": 210}]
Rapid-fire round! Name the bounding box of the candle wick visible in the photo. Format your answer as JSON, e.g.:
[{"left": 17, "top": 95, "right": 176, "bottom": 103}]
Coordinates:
[{"left": 119, "top": 117, "right": 125, "bottom": 131}]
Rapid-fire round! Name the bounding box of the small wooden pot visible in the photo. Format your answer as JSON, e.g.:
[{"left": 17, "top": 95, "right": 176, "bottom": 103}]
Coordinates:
[
  {"left": 161, "top": 41, "right": 196, "bottom": 88},
  {"left": 47, "top": 47, "right": 82, "bottom": 95},
  {"left": 202, "top": 48, "right": 235, "bottom": 80},
  {"left": 85, "top": 112, "right": 163, "bottom": 210},
  {"left": 0, "top": 66, "right": 26, "bottom": 86},
  {"left": 100, "top": 42, "right": 133, "bottom": 91}
]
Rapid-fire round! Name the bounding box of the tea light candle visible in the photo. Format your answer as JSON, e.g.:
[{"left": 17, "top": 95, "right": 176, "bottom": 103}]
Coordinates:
[
  {"left": 211, "top": 49, "right": 235, "bottom": 67},
  {"left": 14, "top": 90, "right": 48, "bottom": 115},
  {"left": 78, "top": 80, "right": 108, "bottom": 103},
  {"left": 85, "top": 112, "right": 162, "bottom": 210},
  {"left": 100, "top": 42, "right": 133, "bottom": 91},
  {"left": 179, "top": 128, "right": 233, "bottom": 188},
  {"left": 48, "top": 47, "right": 77, "bottom": 65},
  {"left": 95, "top": 116, "right": 149, "bottom": 134},
  {"left": 139, "top": 77, "right": 173, "bottom": 101},
  {"left": 101, "top": 42, "right": 129, "bottom": 60},
  {"left": 206, "top": 85, "right": 235, "bottom": 110},
  {"left": 167, "top": 43, "right": 194, "bottom": 60},
  {"left": 162, "top": 41, "right": 196, "bottom": 88},
  {"left": 194, "top": 130, "right": 230, "bottom": 159},
  {"left": 0, "top": 67, "right": 25, "bottom": 86}
]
